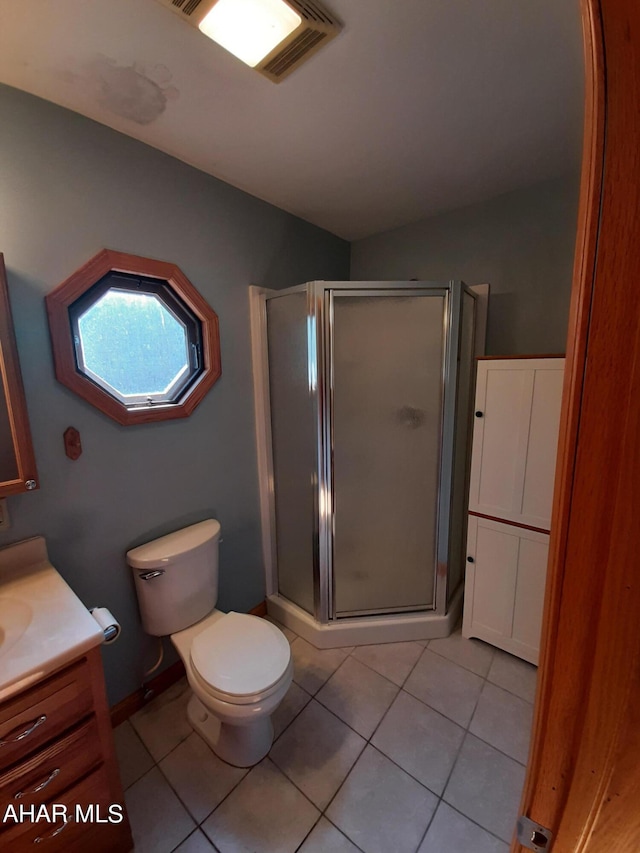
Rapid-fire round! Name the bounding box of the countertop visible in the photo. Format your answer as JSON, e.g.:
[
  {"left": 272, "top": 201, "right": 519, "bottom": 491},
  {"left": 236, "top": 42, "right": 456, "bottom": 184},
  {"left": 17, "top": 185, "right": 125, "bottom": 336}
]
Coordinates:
[{"left": 0, "top": 535, "right": 103, "bottom": 703}]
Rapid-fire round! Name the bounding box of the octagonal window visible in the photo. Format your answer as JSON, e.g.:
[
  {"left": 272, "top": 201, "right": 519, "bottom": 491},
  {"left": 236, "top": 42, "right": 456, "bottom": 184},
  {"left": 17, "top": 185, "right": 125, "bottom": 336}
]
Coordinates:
[
  {"left": 71, "top": 274, "right": 202, "bottom": 407},
  {"left": 46, "top": 250, "right": 221, "bottom": 426}
]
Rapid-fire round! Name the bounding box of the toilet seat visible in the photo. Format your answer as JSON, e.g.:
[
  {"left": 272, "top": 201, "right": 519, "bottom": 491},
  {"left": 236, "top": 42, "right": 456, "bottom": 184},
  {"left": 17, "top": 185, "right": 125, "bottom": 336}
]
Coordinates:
[{"left": 190, "top": 612, "right": 291, "bottom": 704}]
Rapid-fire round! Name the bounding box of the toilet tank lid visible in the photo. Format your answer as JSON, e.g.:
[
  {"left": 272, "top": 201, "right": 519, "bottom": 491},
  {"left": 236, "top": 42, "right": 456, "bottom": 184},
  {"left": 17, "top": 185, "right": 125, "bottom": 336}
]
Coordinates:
[{"left": 126, "top": 519, "right": 221, "bottom": 569}]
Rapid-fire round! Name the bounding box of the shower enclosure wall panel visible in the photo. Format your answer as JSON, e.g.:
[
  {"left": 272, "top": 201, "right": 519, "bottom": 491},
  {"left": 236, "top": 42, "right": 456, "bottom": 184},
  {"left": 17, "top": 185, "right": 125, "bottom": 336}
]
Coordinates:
[
  {"left": 260, "top": 281, "right": 477, "bottom": 648},
  {"left": 265, "top": 289, "right": 316, "bottom": 616}
]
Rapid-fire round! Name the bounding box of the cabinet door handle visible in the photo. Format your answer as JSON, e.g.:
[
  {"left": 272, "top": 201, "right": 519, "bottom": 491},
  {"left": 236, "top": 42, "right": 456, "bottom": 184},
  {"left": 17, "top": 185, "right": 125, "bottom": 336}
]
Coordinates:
[
  {"left": 14, "top": 768, "right": 60, "bottom": 799},
  {"left": 475, "top": 411, "right": 484, "bottom": 418},
  {"left": 467, "top": 556, "right": 475, "bottom": 563},
  {"left": 0, "top": 715, "right": 47, "bottom": 747},
  {"left": 33, "top": 819, "right": 70, "bottom": 843}
]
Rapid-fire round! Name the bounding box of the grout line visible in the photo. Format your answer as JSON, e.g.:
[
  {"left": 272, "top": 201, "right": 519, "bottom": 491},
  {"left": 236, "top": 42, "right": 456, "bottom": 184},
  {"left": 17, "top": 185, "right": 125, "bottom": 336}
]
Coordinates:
[
  {"left": 459, "top": 727, "right": 529, "bottom": 768},
  {"left": 323, "top": 816, "right": 368, "bottom": 853},
  {"left": 414, "top": 797, "right": 439, "bottom": 852},
  {"left": 348, "top": 644, "right": 425, "bottom": 690},
  {"left": 427, "top": 641, "right": 537, "bottom": 705},
  {"left": 271, "top": 685, "right": 313, "bottom": 745},
  {"left": 423, "top": 642, "right": 496, "bottom": 679},
  {"left": 293, "top": 813, "right": 324, "bottom": 852},
  {"left": 443, "top": 801, "right": 513, "bottom": 848},
  {"left": 119, "top": 721, "right": 157, "bottom": 790},
  {"left": 153, "top": 760, "right": 201, "bottom": 833},
  {"left": 484, "top": 675, "right": 537, "bottom": 705},
  {"left": 168, "top": 827, "right": 221, "bottom": 853}
]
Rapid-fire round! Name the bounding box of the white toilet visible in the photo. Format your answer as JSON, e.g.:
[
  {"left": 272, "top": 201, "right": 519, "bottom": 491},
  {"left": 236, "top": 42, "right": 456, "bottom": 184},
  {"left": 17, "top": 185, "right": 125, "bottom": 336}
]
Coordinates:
[{"left": 127, "top": 519, "right": 292, "bottom": 767}]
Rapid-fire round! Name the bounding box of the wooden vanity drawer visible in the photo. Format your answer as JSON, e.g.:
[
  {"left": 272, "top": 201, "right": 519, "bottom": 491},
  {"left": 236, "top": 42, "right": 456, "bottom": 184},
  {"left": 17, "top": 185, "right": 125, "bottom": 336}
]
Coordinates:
[
  {"left": 0, "top": 659, "right": 93, "bottom": 770},
  {"left": 0, "top": 763, "right": 124, "bottom": 853},
  {"left": 0, "top": 716, "right": 102, "bottom": 816}
]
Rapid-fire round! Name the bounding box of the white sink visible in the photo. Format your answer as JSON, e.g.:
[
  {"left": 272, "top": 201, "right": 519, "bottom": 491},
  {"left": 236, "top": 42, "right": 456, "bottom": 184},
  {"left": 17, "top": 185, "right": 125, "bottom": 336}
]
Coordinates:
[{"left": 0, "top": 536, "right": 103, "bottom": 702}]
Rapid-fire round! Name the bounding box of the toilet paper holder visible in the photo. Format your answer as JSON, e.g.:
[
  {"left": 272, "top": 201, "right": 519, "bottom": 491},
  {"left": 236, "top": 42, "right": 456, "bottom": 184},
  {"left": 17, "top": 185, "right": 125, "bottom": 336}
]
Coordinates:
[{"left": 89, "top": 607, "right": 121, "bottom": 644}]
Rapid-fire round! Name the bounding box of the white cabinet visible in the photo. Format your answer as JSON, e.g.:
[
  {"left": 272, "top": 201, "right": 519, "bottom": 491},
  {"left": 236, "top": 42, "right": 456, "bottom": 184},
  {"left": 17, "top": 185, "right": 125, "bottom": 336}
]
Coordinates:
[
  {"left": 463, "top": 356, "right": 564, "bottom": 664},
  {"left": 462, "top": 516, "right": 549, "bottom": 664},
  {"left": 468, "top": 358, "right": 564, "bottom": 529}
]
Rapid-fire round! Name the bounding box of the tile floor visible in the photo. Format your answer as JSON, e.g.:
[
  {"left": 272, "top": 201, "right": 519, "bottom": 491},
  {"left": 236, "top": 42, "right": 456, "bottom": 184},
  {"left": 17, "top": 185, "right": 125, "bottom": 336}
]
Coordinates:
[{"left": 115, "top": 623, "right": 536, "bottom": 853}]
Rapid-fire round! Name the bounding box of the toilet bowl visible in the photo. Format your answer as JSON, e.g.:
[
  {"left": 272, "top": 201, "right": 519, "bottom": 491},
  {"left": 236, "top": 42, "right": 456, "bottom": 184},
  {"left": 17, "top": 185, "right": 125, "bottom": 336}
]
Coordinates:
[
  {"left": 126, "top": 520, "right": 292, "bottom": 767},
  {"left": 171, "top": 609, "right": 292, "bottom": 766}
]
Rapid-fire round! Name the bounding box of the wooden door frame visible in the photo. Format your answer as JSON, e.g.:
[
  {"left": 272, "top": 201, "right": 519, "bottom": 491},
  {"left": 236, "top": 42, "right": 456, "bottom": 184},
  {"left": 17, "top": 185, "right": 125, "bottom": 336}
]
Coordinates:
[{"left": 513, "top": 0, "right": 640, "bottom": 850}]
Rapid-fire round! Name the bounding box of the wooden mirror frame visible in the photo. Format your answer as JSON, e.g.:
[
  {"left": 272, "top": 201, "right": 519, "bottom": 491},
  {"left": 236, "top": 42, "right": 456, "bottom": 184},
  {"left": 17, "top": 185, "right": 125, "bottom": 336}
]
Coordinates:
[
  {"left": 0, "top": 254, "right": 39, "bottom": 496},
  {"left": 46, "top": 250, "right": 222, "bottom": 426}
]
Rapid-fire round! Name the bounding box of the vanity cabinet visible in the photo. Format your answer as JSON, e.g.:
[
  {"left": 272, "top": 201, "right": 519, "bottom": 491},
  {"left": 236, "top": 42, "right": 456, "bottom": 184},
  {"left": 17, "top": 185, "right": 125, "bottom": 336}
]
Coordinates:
[
  {"left": 0, "top": 254, "right": 38, "bottom": 496},
  {"left": 0, "top": 648, "right": 132, "bottom": 853},
  {"left": 463, "top": 356, "right": 564, "bottom": 664}
]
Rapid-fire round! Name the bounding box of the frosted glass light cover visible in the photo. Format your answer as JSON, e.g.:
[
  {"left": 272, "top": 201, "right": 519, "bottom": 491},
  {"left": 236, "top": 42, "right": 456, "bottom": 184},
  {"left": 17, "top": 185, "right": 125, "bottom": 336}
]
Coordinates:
[{"left": 199, "top": 0, "right": 302, "bottom": 67}]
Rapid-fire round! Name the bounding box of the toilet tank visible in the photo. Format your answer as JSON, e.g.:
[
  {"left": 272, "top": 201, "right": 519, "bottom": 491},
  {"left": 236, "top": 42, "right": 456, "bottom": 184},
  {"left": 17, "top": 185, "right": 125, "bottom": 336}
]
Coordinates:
[{"left": 127, "top": 519, "right": 221, "bottom": 636}]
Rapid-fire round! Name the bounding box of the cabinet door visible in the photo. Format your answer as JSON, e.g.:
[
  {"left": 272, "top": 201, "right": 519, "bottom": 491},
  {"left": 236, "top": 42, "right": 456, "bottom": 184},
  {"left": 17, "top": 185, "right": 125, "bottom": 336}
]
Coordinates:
[
  {"left": 468, "top": 358, "right": 564, "bottom": 529},
  {"left": 462, "top": 516, "right": 549, "bottom": 664}
]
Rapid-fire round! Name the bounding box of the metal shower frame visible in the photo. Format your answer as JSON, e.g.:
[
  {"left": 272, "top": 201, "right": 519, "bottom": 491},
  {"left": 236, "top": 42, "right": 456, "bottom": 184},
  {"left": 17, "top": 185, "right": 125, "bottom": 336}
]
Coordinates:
[{"left": 262, "top": 280, "right": 476, "bottom": 625}]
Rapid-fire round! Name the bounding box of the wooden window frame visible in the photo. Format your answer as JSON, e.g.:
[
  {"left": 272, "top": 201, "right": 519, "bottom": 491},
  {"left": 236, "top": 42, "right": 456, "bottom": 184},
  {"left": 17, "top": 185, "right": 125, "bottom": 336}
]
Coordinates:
[{"left": 46, "top": 250, "right": 221, "bottom": 426}]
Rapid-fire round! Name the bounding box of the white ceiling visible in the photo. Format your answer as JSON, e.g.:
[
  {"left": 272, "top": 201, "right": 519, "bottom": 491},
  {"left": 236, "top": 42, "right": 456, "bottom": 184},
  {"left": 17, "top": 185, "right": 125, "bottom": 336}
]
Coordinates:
[{"left": 0, "top": 0, "right": 584, "bottom": 240}]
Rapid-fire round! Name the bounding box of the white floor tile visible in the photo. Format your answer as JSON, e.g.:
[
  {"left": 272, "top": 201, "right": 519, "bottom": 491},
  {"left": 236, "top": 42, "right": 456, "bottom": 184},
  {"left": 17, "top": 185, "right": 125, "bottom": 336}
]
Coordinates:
[
  {"left": 113, "top": 720, "right": 154, "bottom": 790},
  {"left": 316, "top": 657, "right": 398, "bottom": 738},
  {"left": 418, "top": 802, "right": 509, "bottom": 853},
  {"left": 372, "top": 691, "right": 465, "bottom": 795},
  {"left": 487, "top": 649, "right": 538, "bottom": 703},
  {"left": 202, "top": 758, "right": 319, "bottom": 853},
  {"left": 291, "top": 638, "right": 352, "bottom": 695},
  {"left": 272, "top": 681, "right": 312, "bottom": 740},
  {"left": 159, "top": 732, "right": 247, "bottom": 823},
  {"left": 125, "top": 767, "right": 195, "bottom": 853},
  {"left": 131, "top": 678, "right": 193, "bottom": 761},
  {"left": 404, "top": 650, "right": 484, "bottom": 727},
  {"left": 174, "top": 829, "right": 218, "bottom": 852},
  {"left": 352, "top": 641, "right": 423, "bottom": 686},
  {"left": 270, "top": 700, "right": 366, "bottom": 809},
  {"left": 470, "top": 682, "right": 533, "bottom": 764},
  {"left": 298, "top": 817, "right": 361, "bottom": 853},
  {"left": 428, "top": 629, "right": 495, "bottom": 677},
  {"left": 443, "top": 734, "right": 525, "bottom": 843},
  {"left": 327, "top": 746, "right": 437, "bottom": 853}
]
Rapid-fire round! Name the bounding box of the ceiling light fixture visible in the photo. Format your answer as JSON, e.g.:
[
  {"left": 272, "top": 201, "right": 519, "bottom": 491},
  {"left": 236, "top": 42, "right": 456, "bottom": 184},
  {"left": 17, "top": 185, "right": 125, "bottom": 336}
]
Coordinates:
[
  {"left": 156, "top": 0, "right": 341, "bottom": 82},
  {"left": 199, "top": 0, "right": 302, "bottom": 68}
]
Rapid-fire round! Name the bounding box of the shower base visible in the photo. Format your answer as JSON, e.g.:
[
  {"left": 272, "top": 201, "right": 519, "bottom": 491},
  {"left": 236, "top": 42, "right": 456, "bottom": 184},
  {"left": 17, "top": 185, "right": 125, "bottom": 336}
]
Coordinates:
[{"left": 267, "top": 585, "right": 463, "bottom": 649}]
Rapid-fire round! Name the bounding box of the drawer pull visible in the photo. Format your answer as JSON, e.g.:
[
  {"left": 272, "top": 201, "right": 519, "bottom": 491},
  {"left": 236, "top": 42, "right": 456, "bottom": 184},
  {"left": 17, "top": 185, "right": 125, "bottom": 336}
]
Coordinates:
[
  {"left": 33, "top": 819, "right": 70, "bottom": 843},
  {"left": 0, "top": 715, "right": 47, "bottom": 747},
  {"left": 14, "top": 767, "right": 61, "bottom": 799}
]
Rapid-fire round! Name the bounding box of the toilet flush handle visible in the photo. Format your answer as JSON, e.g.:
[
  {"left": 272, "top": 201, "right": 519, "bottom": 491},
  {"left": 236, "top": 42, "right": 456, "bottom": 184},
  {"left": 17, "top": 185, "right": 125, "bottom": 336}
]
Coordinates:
[{"left": 138, "top": 570, "right": 165, "bottom": 581}]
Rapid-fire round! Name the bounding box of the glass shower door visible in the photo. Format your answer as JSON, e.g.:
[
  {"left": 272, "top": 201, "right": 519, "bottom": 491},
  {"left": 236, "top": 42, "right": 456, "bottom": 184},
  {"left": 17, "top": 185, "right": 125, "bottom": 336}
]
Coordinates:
[
  {"left": 266, "top": 290, "right": 316, "bottom": 615},
  {"left": 330, "top": 291, "right": 447, "bottom": 616}
]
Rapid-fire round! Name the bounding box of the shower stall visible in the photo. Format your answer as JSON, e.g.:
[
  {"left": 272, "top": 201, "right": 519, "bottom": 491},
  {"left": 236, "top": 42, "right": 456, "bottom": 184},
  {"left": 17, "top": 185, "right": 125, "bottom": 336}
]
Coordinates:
[{"left": 254, "top": 281, "right": 478, "bottom": 647}]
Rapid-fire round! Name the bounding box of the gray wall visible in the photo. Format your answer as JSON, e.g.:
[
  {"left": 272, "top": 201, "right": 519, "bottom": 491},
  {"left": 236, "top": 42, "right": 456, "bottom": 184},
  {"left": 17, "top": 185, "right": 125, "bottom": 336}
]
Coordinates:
[
  {"left": 0, "top": 84, "right": 349, "bottom": 705},
  {"left": 351, "top": 175, "right": 580, "bottom": 355}
]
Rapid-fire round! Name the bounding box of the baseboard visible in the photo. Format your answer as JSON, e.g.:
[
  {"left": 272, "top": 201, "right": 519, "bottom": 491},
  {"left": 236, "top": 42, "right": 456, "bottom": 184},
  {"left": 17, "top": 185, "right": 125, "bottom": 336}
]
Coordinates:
[
  {"left": 248, "top": 600, "right": 267, "bottom": 617},
  {"left": 110, "top": 659, "right": 185, "bottom": 727},
  {"left": 110, "top": 600, "right": 267, "bottom": 727}
]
